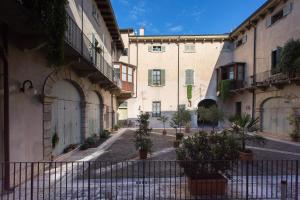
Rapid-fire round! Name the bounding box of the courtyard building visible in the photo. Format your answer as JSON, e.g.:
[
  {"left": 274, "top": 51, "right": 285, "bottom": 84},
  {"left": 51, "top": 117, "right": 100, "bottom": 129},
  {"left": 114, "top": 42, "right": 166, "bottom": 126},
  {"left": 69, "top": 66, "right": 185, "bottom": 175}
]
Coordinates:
[
  {"left": 119, "top": 0, "right": 300, "bottom": 140},
  {"left": 0, "top": 0, "right": 134, "bottom": 166}
]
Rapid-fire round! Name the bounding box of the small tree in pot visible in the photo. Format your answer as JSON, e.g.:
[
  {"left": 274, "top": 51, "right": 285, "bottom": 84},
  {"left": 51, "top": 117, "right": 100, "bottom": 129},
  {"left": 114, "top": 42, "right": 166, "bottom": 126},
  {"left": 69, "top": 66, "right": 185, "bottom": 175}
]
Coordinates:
[
  {"left": 158, "top": 115, "right": 169, "bottom": 135},
  {"left": 135, "top": 112, "right": 153, "bottom": 159},
  {"left": 176, "top": 131, "right": 239, "bottom": 196},
  {"left": 228, "top": 113, "right": 264, "bottom": 160}
]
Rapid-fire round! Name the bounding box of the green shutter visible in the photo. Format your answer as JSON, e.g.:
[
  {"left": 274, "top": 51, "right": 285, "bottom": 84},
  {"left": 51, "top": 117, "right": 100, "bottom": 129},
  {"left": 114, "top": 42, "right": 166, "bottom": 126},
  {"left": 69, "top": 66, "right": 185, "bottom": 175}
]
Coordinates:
[
  {"left": 185, "top": 69, "right": 194, "bottom": 85},
  {"left": 148, "top": 70, "right": 153, "bottom": 86},
  {"left": 148, "top": 45, "right": 152, "bottom": 52},
  {"left": 160, "top": 69, "right": 165, "bottom": 86}
]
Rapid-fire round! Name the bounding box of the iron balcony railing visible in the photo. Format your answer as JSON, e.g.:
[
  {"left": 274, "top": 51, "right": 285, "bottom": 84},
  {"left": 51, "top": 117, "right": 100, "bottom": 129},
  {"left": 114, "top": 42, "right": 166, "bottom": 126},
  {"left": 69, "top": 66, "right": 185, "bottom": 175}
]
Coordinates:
[
  {"left": 0, "top": 160, "right": 299, "bottom": 199},
  {"left": 65, "top": 14, "right": 121, "bottom": 88},
  {"left": 251, "top": 69, "right": 300, "bottom": 86}
]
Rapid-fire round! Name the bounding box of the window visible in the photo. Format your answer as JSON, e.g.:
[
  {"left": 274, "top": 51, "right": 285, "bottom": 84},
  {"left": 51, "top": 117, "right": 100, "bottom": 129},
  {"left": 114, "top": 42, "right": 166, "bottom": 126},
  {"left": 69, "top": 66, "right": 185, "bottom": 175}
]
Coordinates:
[
  {"left": 128, "top": 67, "right": 133, "bottom": 83},
  {"left": 234, "top": 35, "right": 247, "bottom": 48},
  {"left": 237, "top": 65, "right": 244, "bottom": 81},
  {"left": 184, "top": 44, "right": 196, "bottom": 53},
  {"left": 229, "top": 67, "right": 234, "bottom": 80},
  {"left": 152, "top": 101, "right": 161, "bottom": 117},
  {"left": 114, "top": 64, "right": 120, "bottom": 79},
  {"left": 122, "top": 65, "right": 127, "bottom": 81},
  {"left": 271, "top": 47, "right": 282, "bottom": 74},
  {"left": 148, "top": 69, "right": 165, "bottom": 86},
  {"left": 122, "top": 48, "right": 128, "bottom": 56},
  {"left": 266, "top": 2, "right": 293, "bottom": 27},
  {"left": 92, "top": 3, "right": 100, "bottom": 22},
  {"left": 148, "top": 45, "right": 166, "bottom": 53},
  {"left": 185, "top": 69, "right": 194, "bottom": 85}
]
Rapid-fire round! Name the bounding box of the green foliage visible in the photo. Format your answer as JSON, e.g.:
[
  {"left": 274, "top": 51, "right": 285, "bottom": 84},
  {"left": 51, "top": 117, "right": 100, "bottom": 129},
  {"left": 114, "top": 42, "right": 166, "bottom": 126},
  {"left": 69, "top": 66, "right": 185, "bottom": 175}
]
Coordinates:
[
  {"left": 288, "top": 112, "right": 300, "bottom": 141},
  {"left": 23, "top": 0, "right": 68, "bottom": 67},
  {"left": 279, "top": 39, "right": 300, "bottom": 74},
  {"left": 176, "top": 131, "right": 239, "bottom": 178},
  {"left": 170, "top": 107, "right": 191, "bottom": 133},
  {"left": 187, "top": 85, "right": 192, "bottom": 100},
  {"left": 135, "top": 113, "right": 153, "bottom": 152},
  {"left": 113, "top": 124, "right": 120, "bottom": 130},
  {"left": 198, "top": 105, "right": 223, "bottom": 130},
  {"left": 228, "top": 113, "right": 264, "bottom": 152},
  {"left": 220, "top": 80, "right": 232, "bottom": 101},
  {"left": 80, "top": 134, "right": 99, "bottom": 150},
  {"left": 51, "top": 133, "right": 59, "bottom": 148},
  {"left": 158, "top": 115, "right": 169, "bottom": 130},
  {"left": 100, "top": 130, "right": 111, "bottom": 139}
]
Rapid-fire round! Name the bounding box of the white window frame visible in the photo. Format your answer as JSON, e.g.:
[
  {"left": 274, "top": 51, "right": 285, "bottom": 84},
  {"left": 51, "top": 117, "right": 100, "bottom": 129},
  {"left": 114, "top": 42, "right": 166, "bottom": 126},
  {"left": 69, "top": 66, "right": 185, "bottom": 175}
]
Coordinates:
[
  {"left": 92, "top": 2, "right": 100, "bottom": 23},
  {"left": 152, "top": 101, "right": 161, "bottom": 117}
]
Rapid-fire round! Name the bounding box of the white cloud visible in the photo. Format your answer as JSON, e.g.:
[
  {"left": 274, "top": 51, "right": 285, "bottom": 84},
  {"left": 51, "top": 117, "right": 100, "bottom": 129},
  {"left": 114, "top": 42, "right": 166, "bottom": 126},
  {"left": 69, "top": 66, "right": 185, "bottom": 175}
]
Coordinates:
[
  {"left": 168, "top": 25, "right": 183, "bottom": 33},
  {"left": 129, "top": 1, "right": 146, "bottom": 20}
]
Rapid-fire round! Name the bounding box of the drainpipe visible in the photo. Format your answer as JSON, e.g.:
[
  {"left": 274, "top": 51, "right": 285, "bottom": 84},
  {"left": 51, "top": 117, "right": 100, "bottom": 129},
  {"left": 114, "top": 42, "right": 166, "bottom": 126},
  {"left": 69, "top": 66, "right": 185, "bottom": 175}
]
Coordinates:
[
  {"left": 111, "top": 94, "right": 114, "bottom": 129},
  {"left": 252, "top": 26, "right": 257, "bottom": 119},
  {"left": 177, "top": 37, "right": 181, "bottom": 133},
  {"left": 134, "top": 40, "right": 138, "bottom": 98},
  {"left": 1, "top": 24, "right": 10, "bottom": 190},
  {"left": 81, "top": 0, "right": 83, "bottom": 55}
]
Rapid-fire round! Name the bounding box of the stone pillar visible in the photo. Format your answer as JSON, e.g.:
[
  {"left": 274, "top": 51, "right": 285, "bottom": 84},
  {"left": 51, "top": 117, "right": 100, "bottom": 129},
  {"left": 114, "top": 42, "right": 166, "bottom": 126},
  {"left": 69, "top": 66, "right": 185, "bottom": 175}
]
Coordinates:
[
  {"left": 81, "top": 101, "right": 89, "bottom": 140},
  {"left": 43, "top": 96, "right": 56, "bottom": 161}
]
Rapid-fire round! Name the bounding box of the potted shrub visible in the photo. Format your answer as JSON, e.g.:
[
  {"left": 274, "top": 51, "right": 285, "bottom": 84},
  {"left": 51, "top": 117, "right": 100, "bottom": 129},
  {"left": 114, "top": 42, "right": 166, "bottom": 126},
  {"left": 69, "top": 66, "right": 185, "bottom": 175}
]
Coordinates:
[
  {"left": 198, "top": 105, "right": 223, "bottom": 131},
  {"left": 135, "top": 112, "right": 153, "bottom": 159},
  {"left": 229, "top": 114, "right": 264, "bottom": 160},
  {"left": 176, "top": 131, "right": 239, "bottom": 196},
  {"left": 158, "top": 115, "right": 168, "bottom": 135}
]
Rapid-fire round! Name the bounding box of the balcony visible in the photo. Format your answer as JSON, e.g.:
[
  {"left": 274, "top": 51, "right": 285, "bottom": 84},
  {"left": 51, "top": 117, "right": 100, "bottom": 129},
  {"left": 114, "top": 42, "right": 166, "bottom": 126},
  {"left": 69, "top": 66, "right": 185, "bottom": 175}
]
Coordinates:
[
  {"left": 113, "top": 62, "right": 136, "bottom": 101},
  {"left": 251, "top": 69, "right": 300, "bottom": 90},
  {"left": 64, "top": 14, "right": 121, "bottom": 91},
  {"left": 217, "top": 62, "right": 246, "bottom": 92}
]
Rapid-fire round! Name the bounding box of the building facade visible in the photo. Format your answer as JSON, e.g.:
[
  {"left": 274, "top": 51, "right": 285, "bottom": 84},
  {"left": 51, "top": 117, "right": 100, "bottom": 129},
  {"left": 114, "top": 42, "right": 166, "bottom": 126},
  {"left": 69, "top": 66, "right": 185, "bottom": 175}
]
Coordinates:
[
  {"left": 120, "top": 0, "right": 300, "bottom": 139},
  {"left": 0, "top": 0, "right": 134, "bottom": 166}
]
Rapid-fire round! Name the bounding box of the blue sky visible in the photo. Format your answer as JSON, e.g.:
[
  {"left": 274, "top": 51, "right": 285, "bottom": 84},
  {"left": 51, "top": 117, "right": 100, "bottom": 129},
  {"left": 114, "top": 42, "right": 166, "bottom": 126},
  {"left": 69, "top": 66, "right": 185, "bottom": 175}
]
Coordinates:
[{"left": 111, "top": 0, "right": 267, "bottom": 35}]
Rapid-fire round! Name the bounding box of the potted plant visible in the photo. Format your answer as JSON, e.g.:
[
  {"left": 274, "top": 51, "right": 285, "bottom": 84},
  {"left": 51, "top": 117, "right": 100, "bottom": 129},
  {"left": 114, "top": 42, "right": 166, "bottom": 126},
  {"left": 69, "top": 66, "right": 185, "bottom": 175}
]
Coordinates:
[
  {"left": 229, "top": 113, "right": 264, "bottom": 160},
  {"left": 158, "top": 115, "right": 168, "bottom": 135},
  {"left": 176, "top": 131, "right": 239, "bottom": 196},
  {"left": 198, "top": 105, "right": 223, "bottom": 131},
  {"left": 181, "top": 109, "right": 191, "bottom": 133},
  {"left": 135, "top": 112, "right": 153, "bottom": 159}
]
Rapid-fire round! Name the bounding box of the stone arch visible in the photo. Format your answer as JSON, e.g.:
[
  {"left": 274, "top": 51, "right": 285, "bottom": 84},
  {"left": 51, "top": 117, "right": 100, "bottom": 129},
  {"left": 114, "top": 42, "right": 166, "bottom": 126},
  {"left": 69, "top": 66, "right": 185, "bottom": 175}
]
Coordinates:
[
  {"left": 42, "top": 68, "right": 88, "bottom": 160},
  {"left": 259, "top": 96, "right": 294, "bottom": 135}
]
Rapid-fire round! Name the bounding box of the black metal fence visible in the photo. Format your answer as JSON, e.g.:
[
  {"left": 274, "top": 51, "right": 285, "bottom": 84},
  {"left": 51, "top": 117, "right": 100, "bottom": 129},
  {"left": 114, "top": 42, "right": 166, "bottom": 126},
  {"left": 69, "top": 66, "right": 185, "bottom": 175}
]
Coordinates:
[{"left": 0, "top": 160, "right": 299, "bottom": 199}]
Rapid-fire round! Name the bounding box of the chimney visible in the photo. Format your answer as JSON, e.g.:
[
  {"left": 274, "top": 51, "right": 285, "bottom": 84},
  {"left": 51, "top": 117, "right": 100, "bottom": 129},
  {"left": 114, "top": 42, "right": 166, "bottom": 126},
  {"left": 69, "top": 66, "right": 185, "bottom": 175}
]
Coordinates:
[{"left": 139, "top": 27, "right": 144, "bottom": 36}]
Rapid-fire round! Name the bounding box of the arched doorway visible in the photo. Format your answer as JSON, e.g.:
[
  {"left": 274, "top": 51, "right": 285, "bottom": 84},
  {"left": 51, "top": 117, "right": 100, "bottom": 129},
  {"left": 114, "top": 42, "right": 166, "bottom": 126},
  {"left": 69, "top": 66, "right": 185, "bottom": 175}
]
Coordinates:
[
  {"left": 88, "top": 91, "right": 103, "bottom": 137},
  {"left": 197, "top": 99, "right": 218, "bottom": 126},
  {"left": 261, "top": 97, "right": 293, "bottom": 135},
  {"left": 51, "top": 80, "right": 82, "bottom": 156}
]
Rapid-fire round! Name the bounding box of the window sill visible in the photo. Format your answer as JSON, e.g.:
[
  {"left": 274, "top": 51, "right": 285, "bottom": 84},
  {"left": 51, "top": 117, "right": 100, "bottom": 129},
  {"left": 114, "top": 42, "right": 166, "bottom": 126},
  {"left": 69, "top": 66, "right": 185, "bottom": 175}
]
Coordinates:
[{"left": 149, "top": 84, "right": 164, "bottom": 87}]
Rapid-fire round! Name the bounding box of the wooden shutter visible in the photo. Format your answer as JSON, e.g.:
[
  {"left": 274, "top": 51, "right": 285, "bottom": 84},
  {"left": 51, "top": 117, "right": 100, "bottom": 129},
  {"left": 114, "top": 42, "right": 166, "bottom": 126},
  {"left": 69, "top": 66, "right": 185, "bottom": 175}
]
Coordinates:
[
  {"left": 266, "top": 15, "right": 272, "bottom": 27},
  {"left": 148, "top": 70, "right": 153, "bottom": 86},
  {"left": 148, "top": 45, "right": 153, "bottom": 52},
  {"left": 283, "top": 2, "right": 293, "bottom": 16},
  {"left": 242, "top": 35, "right": 247, "bottom": 44},
  {"left": 161, "top": 46, "right": 166, "bottom": 52},
  {"left": 276, "top": 47, "right": 282, "bottom": 67},
  {"left": 185, "top": 69, "right": 194, "bottom": 85},
  {"left": 160, "top": 69, "right": 165, "bottom": 86}
]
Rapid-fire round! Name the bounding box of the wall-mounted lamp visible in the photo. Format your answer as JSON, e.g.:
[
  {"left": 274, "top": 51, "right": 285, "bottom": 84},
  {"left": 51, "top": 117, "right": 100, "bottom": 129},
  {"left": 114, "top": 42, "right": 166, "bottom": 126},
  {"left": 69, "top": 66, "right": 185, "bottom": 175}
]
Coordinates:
[{"left": 20, "top": 80, "right": 37, "bottom": 95}]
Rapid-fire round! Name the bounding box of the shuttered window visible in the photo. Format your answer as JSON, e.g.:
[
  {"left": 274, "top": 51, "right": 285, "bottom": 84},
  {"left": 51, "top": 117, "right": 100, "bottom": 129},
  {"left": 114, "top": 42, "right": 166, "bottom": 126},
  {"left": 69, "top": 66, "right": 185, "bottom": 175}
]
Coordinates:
[
  {"left": 122, "top": 65, "right": 127, "bottom": 81},
  {"left": 148, "top": 45, "right": 166, "bottom": 53},
  {"left": 266, "top": 2, "right": 293, "bottom": 28},
  {"left": 152, "top": 101, "right": 161, "bottom": 117},
  {"left": 271, "top": 47, "right": 282, "bottom": 74},
  {"left": 148, "top": 69, "right": 165, "bottom": 86},
  {"left": 184, "top": 44, "right": 196, "bottom": 53},
  {"left": 185, "top": 69, "right": 194, "bottom": 85},
  {"left": 128, "top": 68, "right": 133, "bottom": 83}
]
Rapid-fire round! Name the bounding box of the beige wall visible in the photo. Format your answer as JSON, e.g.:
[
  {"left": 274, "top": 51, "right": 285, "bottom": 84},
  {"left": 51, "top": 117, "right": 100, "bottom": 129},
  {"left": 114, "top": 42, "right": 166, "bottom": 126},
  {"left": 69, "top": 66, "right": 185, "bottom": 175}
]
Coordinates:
[{"left": 124, "top": 36, "right": 232, "bottom": 127}]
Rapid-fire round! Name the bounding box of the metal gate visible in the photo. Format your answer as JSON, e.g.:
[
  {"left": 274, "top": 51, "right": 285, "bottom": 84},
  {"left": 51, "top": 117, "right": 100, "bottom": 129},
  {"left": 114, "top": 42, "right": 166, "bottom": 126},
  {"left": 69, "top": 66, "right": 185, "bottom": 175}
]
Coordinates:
[
  {"left": 88, "top": 91, "right": 102, "bottom": 137},
  {"left": 51, "top": 80, "right": 82, "bottom": 156},
  {"left": 262, "top": 98, "right": 293, "bottom": 135}
]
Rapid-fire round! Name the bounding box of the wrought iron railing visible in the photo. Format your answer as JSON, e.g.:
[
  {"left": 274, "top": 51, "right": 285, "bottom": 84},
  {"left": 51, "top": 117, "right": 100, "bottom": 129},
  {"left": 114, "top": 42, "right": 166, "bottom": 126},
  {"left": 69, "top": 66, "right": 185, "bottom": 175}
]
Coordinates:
[
  {"left": 251, "top": 69, "right": 300, "bottom": 86},
  {"left": 0, "top": 160, "right": 299, "bottom": 199},
  {"left": 65, "top": 15, "right": 121, "bottom": 88}
]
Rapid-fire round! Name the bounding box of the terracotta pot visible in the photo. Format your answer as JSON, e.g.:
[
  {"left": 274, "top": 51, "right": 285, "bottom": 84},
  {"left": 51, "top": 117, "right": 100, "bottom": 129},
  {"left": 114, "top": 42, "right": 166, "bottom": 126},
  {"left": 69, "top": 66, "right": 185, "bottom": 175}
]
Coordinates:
[
  {"left": 162, "top": 129, "right": 167, "bottom": 135},
  {"left": 139, "top": 150, "right": 148, "bottom": 160},
  {"left": 173, "top": 140, "right": 180, "bottom": 148},
  {"left": 239, "top": 150, "right": 253, "bottom": 161},
  {"left": 187, "top": 174, "right": 228, "bottom": 196},
  {"left": 176, "top": 133, "right": 184, "bottom": 140}
]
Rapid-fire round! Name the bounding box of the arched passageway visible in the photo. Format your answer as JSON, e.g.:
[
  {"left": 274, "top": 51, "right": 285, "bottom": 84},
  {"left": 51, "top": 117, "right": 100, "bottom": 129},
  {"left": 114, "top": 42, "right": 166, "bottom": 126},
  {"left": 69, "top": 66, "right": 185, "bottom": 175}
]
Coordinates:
[{"left": 197, "top": 99, "right": 218, "bottom": 127}]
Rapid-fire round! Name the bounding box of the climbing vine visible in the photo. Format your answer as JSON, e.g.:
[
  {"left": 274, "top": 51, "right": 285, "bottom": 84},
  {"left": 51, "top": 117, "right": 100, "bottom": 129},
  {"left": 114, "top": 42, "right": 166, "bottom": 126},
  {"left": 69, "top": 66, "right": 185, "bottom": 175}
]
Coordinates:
[
  {"left": 187, "top": 85, "right": 192, "bottom": 107},
  {"left": 22, "top": 0, "right": 68, "bottom": 67},
  {"left": 220, "top": 80, "right": 232, "bottom": 101}
]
